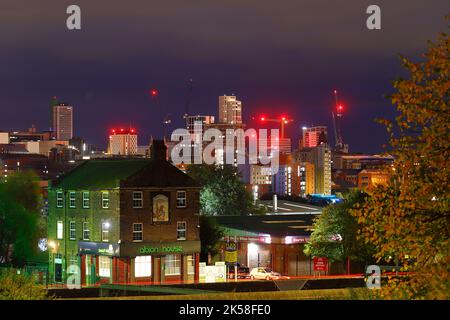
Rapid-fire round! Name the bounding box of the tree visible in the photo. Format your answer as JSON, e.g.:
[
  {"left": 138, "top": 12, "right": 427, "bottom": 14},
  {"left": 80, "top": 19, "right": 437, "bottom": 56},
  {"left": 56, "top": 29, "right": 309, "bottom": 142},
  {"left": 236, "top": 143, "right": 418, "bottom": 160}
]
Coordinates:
[
  {"left": 0, "top": 172, "right": 42, "bottom": 267},
  {"left": 352, "top": 31, "right": 449, "bottom": 299},
  {"left": 304, "top": 191, "right": 374, "bottom": 265},
  {"left": 199, "top": 215, "right": 224, "bottom": 262},
  {"left": 0, "top": 270, "right": 48, "bottom": 300},
  {"left": 187, "top": 164, "right": 256, "bottom": 215}
]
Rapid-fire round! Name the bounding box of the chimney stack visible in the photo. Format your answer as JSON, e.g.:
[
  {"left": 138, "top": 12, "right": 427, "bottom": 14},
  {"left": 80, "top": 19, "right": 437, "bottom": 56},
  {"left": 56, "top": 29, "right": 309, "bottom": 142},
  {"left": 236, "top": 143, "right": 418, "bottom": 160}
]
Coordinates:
[{"left": 151, "top": 140, "right": 167, "bottom": 161}]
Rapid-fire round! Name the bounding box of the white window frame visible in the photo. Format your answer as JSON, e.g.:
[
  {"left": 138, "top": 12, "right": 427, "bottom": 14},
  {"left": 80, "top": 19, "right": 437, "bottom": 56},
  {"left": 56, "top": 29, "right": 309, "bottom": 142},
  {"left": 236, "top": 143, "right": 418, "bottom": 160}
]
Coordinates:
[
  {"left": 101, "top": 192, "right": 109, "bottom": 209},
  {"left": 187, "top": 254, "right": 195, "bottom": 275},
  {"left": 135, "top": 256, "right": 152, "bottom": 277},
  {"left": 69, "top": 191, "right": 76, "bottom": 208},
  {"left": 133, "top": 223, "right": 143, "bottom": 242},
  {"left": 176, "top": 191, "right": 187, "bottom": 208},
  {"left": 82, "top": 221, "right": 90, "bottom": 241},
  {"left": 165, "top": 254, "right": 181, "bottom": 276},
  {"left": 101, "top": 222, "right": 109, "bottom": 242},
  {"left": 69, "top": 221, "right": 76, "bottom": 240},
  {"left": 82, "top": 191, "right": 90, "bottom": 209},
  {"left": 57, "top": 221, "right": 63, "bottom": 239},
  {"left": 56, "top": 192, "right": 63, "bottom": 208},
  {"left": 177, "top": 221, "right": 186, "bottom": 240},
  {"left": 99, "top": 256, "right": 111, "bottom": 278},
  {"left": 132, "top": 191, "right": 143, "bottom": 208}
]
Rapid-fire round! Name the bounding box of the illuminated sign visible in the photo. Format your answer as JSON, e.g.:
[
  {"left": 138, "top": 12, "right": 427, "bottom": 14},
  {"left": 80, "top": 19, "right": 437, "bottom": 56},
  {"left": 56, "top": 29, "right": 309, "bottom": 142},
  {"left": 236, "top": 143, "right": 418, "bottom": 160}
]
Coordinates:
[
  {"left": 78, "top": 242, "right": 120, "bottom": 256},
  {"left": 139, "top": 245, "right": 183, "bottom": 254}
]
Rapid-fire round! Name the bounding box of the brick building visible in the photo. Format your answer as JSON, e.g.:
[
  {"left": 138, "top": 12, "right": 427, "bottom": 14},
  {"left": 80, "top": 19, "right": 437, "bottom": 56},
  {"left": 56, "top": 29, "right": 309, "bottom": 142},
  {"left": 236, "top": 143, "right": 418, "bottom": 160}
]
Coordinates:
[{"left": 47, "top": 141, "right": 201, "bottom": 285}]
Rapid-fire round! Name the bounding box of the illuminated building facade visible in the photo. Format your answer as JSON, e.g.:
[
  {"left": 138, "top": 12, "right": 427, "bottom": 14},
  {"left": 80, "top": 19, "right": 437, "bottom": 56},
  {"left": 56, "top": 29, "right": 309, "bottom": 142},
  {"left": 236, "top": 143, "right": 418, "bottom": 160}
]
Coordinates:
[
  {"left": 53, "top": 103, "right": 73, "bottom": 141},
  {"left": 108, "top": 129, "right": 138, "bottom": 156},
  {"left": 47, "top": 141, "right": 201, "bottom": 285},
  {"left": 219, "top": 95, "right": 242, "bottom": 125}
]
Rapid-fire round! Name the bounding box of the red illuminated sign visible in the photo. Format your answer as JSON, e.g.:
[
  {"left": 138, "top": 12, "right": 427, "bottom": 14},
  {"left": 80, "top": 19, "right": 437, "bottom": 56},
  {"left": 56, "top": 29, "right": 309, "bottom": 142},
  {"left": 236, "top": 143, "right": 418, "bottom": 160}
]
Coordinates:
[{"left": 313, "top": 257, "right": 328, "bottom": 272}]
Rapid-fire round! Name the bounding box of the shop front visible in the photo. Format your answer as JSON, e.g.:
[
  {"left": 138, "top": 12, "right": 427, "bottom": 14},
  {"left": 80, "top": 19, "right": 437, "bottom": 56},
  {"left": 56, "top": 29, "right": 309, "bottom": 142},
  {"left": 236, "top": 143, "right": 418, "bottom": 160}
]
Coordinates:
[
  {"left": 219, "top": 234, "right": 313, "bottom": 277},
  {"left": 77, "top": 240, "right": 201, "bottom": 285}
]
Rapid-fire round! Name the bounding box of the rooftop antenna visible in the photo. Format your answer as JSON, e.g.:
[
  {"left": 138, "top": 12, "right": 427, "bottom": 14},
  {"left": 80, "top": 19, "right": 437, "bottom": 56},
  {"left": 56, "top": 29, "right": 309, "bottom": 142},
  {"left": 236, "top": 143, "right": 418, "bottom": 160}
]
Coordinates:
[{"left": 183, "top": 78, "right": 193, "bottom": 119}]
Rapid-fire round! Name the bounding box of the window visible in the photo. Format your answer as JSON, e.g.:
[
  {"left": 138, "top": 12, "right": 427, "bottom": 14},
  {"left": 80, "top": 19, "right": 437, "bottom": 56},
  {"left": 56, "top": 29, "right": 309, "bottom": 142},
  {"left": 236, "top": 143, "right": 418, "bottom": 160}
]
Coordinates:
[
  {"left": 101, "top": 192, "right": 109, "bottom": 209},
  {"left": 82, "top": 192, "right": 90, "bottom": 208},
  {"left": 69, "top": 192, "right": 76, "bottom": 208},
  {"left": 177, "top": 221, "right": 186, "bottom": 240},
  {"left": 99, "top": 256, "right": 111, "bottom": 278},
  {"left": 165, "top": 254, "right": 181, "bottom": 276},
  {"left": 176, "top": 191, "right": 186, "bottom": 208},
  {"left": 69, "top": 221, "right": 76, "bottom": 240},
  {"left": 135, "top": 256, "right": 151, "bottom": 277},
  {"left": 56, "top": 192, "right": 63, "bottom": 208},
  {"left": 133, "top": 191, "right": 143, "bottom": 208},
  {"left": 82, "top": 222, "right": 90, "bottom": 240},
  {"left": 57, "top": 221, "right": 63, "bottom": 239},
  {"left": 187, "top": 254, "right": 195, "bottom": 275},
  {"left": 101, "top": 222, "right": 110, "bottom": 242},
  {"left": 133, "top": 223, "right": 143, "bottom": 242}
]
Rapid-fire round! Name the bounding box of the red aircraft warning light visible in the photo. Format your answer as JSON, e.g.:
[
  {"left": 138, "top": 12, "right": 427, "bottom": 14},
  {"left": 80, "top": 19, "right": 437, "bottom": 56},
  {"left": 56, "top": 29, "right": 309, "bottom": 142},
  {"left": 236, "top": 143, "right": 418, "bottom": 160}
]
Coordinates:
[
  {"left": 150, "top": 88, "right": 158, "bottom": 97},
  {"left": 257, "top": 115, "right": 293, "bottom": 139}
]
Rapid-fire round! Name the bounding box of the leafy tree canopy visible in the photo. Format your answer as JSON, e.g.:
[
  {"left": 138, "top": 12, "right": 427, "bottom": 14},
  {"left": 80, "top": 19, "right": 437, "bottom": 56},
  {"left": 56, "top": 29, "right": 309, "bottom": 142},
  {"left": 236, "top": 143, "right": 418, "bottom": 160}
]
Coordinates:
[
  {"left": 187, "top": 164, "right": 258, "bottom": 216},
  {"left": 0, "top": 172, "right": 42, "bottom": 267},
  {"left": 304, "top": 191, "right": 374, "bottom": 263},
  {"left": 352, "top": 30, "right": 449, "bottom": 299}
]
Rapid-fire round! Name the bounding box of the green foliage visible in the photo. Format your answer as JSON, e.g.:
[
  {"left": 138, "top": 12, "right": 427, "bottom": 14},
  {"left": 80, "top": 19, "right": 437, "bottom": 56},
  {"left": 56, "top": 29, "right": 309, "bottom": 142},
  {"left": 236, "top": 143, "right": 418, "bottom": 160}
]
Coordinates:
[
  {"left": 304, "top": 191, "right": 374, "bottom": 263},
  {"left": 199, "top": 215, "right": 224, "bottom": 262},
  {"left": 0, "top": 171, "right": 42, "bottom": 267},
  {"left": 187, "top": 164, "right": 255, "bottom": 216},
  {"left": 352, "top": 30, "right": 450, "bottom": 299},
  {"left": 0, "top": 270, "right": 48, "bottom": 300}
]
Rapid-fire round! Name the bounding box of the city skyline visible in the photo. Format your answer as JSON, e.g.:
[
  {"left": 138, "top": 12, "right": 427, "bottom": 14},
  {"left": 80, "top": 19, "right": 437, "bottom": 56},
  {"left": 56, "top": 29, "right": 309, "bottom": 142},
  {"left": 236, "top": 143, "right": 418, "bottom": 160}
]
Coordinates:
[{"left": 0, "top": 1, "right": 447, "bottom": 153}]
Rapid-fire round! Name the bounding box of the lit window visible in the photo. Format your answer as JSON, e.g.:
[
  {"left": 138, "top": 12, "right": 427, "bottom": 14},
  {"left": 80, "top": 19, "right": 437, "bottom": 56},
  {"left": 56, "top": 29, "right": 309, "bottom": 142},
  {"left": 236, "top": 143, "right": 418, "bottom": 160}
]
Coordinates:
[
  {"left": 176, "top": 191, "right": 186, "bottom": 208},
  {"left": 56, "top": 192, "right": 63, "bottom": 208},
  {"left": 69, "top": 192, "right": 76, "bottom": 208},
  {"left": 82, "top": 192, "right": 90, "bottom": 208},
  {"left": 165, "top": 254, "right": 181, "bottom": 276},
  {"left": 133, "top": 223, "right": 143, "bottom": 242},
  {"left": 101, "top": 222, "right": 109, "bottom": 242},
  {"left": 133, "top": 191, "right": 143, "bottom": 208},
  {"left": 187, "top": 255, "right": 195, "bottom": 275},
  {"left": 57, "top": 221, "right": 63, "bottom": 239},
  {"left": 101, "top": 192, "right": 109, "bottom": 209},
  {"left": 82, "top": 222, "right": 90, "bottom": 240},
  {"left": 99, "top": 256, "right": 111, "bottom": 277},
  {"left": 69, "top": 221, "right": 76, "bottom": 240},
  {"left": 177, "top": 221, "right": 186, "bottom": 240},
  {"left": 135, "top": 256, "right": 151, "bottom": 277}
]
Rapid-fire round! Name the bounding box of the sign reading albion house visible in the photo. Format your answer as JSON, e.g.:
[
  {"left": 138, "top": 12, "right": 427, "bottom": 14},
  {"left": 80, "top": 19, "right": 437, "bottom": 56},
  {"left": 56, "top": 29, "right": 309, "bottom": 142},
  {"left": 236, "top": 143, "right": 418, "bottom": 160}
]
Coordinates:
[{"left": 120, "top": 241, "right": 201, "bottom": 256}]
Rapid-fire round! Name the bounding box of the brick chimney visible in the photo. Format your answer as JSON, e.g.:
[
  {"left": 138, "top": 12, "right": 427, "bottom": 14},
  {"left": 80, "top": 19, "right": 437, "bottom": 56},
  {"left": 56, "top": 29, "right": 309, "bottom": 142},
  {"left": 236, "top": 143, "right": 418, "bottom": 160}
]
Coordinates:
[{"left": 151, "top": 139, "right": 167, "bottom": 161}]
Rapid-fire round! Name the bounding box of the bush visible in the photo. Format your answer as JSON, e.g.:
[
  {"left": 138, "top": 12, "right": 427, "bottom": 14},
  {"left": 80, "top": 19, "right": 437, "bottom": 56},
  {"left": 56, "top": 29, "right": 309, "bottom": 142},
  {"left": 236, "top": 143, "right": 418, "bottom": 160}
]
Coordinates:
[{"left": 0, "top": 270, "right": 48, "bottom": 300}]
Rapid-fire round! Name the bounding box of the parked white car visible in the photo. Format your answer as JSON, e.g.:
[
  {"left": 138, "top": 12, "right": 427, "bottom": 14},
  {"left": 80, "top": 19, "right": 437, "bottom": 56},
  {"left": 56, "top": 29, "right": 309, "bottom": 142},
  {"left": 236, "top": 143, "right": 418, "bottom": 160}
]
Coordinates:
[{"left": 250, "top": 267, "right": 282, "bottom": 280}]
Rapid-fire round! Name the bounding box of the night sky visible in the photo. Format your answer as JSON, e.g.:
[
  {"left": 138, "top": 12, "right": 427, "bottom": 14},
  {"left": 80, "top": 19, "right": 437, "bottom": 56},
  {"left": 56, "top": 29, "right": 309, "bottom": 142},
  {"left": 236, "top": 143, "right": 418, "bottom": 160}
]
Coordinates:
[{"left": 0, "top": 1, "right": 447, "bottom": 153}]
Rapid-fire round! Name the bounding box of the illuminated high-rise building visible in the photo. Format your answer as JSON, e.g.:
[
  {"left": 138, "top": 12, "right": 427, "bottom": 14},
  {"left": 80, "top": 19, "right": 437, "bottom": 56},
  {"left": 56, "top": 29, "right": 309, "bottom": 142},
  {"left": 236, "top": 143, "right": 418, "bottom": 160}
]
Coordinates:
[
  {"left": 301, "top": 126, "right": 327, "bottom": 149},
  {"left": 52, "top": 102, "right": 73, "bottom": 140},
  {"left": 219, "top": 95, "right": 242, "bottom": 125},
  {"left": 185, "top": 115, "right": 215, "bottom": 143},
  {"left": 108, "top": 128, "right": 138, "bottom": 156}
]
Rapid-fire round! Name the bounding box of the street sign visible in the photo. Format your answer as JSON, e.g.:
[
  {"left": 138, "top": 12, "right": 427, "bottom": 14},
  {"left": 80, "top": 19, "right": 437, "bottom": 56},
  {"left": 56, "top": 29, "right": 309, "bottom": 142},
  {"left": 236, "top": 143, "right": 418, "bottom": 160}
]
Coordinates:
[{"left": 313, "top": 257, "right": 328, "bottom": 272}]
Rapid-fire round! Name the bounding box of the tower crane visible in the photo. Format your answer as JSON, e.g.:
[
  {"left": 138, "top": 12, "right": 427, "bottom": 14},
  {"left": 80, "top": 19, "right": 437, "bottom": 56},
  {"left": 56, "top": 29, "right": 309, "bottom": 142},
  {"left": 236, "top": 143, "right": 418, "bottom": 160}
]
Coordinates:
[
  {"left": 332, "top": 89, "right": 345, "bottom": 150},
  {"left": 259, "top": 116, "right": 293, "bottom": 139}
]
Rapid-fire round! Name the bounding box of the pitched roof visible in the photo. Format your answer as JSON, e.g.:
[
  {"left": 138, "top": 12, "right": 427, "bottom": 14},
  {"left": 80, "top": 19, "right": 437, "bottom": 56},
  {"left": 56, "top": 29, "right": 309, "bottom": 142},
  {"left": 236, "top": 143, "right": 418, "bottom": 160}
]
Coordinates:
[
  {"left": 52, "top": 159, "right": 152, "bottom": 189},
  {"left": 121, "top": 159, "right": 200, "bottom": 188},
  {"left": 214, "top": 214, "right": 318, "bottom": 237},
  {"left": 51, "top": 158, "right": 200, "bottom": 190}
]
